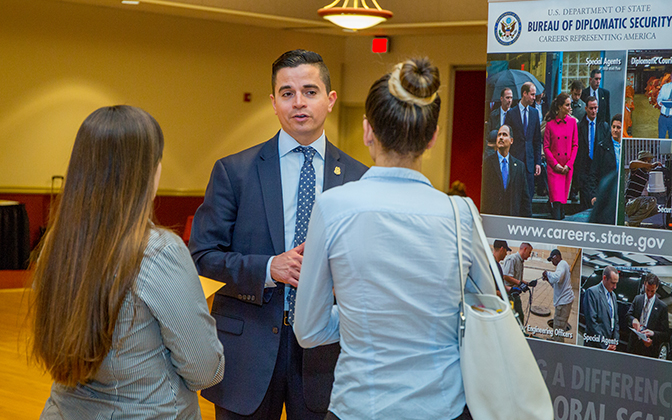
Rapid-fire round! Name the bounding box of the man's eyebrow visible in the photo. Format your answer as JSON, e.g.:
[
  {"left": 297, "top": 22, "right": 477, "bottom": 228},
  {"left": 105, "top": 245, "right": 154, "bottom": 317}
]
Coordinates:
[
  {"left": 302, "top": 84, "right": 320, "bottom": 90},
  {"left": 278, "top": 85, "right": 293, "bottom": 92}
]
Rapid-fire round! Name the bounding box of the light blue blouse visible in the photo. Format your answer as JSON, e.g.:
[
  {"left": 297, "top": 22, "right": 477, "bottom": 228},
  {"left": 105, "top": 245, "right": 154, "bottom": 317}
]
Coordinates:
[
  {"left": 41, "top": 229, "right": 224, "bottom": 419},
  {"left": 294, "top": 166, "right": 496, "bottom": 420}
]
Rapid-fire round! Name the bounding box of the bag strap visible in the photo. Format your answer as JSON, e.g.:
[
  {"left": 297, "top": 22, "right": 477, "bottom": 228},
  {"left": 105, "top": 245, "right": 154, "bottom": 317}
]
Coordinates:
[
  {"left": 447, "top": 196, "right": 467, "bottom": 345},
  {"left": 448, "top": 195, "right": 510, "bottom": 299}
]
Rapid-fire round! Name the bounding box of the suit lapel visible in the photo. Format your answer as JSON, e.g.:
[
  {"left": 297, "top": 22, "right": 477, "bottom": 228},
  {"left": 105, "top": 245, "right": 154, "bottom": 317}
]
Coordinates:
[
  {"left": 258, "top": 135, "right": 285, "bottom": 254},
  {"left": 323, "top": 140, "right": 344, "bottom": 192}
]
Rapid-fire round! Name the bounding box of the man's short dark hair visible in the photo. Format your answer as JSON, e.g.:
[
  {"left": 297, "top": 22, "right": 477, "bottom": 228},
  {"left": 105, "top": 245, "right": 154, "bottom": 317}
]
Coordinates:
[
  {"left": 611, "top": 113, "right": 622, "bottom": 124},
  {"left": 586, "top": 96, "right": 598, "bottom": 105},
  {"left": 570, "top": 80, "right": 584, "bottom": 91},
  {"left": 603, "top": 265, "right": 618, "bottom": 280},
  {"left": 590, "top": 69, "right": 602, "bottom": 78},
  {"left": 271, "top": 49, "right": 331, "bottom": 93},
  {"left": 521, "top": 82, "right": 534, "bottom": 96},
  {"left": 500, "top": 87, "right": 512, "bottom": 98},
  {"left": 644, "top": 273, "right": 660, "bottom": 287}
]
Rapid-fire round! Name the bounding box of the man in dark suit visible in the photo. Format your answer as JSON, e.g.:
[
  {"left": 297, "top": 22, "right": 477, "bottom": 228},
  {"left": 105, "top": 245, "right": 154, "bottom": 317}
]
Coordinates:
[
  {"left": 489, "top": 87, "right": 513, "bottom": 133},
  {"left": 626, "top": 273, "right": 670, "bottom": 358},
  {"left": 481, "top": 125, "right": 531, "bottom": 217},
  {"left": 584, "top": 266, "right": 620, "bottom": 350},
  {"left": 504, "top": 82, "right": 541, "bottom": 202},
  {"left": 189, "top": 50, "right": 367, "bottom": 420},
  {"left": 588, "top": 114, "right": 622, "bottom": 224},
  {"left": 575, "top": 97, "right": 609, "bottom": 210},
  {"left": 570, "top": 80, "right": 586, "bottom": 123},
  {"left": 581, "top": 69, "right": 611, "bottom": 124}
]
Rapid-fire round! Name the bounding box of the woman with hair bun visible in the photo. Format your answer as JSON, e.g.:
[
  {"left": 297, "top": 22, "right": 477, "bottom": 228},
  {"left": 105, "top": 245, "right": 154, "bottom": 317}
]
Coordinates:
[
  {"left": 543, "top": 92, "right": 578, "bottom": 219},
  {"left": 32, "top": 105, "right": 224, "bottom": 419},
  {"left": 294, "top": 58, "right": 495, "bottom": 420}
]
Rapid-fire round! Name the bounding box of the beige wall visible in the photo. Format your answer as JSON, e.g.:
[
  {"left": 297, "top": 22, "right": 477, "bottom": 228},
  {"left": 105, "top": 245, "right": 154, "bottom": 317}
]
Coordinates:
[
  {"left": 0, "top": 0, "right": 486, "bottom": 194},
  {"left": 340, "top": 32, "right": 487, "bottom": 192},
  {"left": 0, "top": 0, "right": 345, "bottom": 194}
]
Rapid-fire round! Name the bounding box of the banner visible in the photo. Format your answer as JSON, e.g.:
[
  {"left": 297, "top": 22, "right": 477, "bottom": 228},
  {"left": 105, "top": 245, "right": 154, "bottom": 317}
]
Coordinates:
[{"left": 483, "top": 0, "right": 672, "bottom": 418}]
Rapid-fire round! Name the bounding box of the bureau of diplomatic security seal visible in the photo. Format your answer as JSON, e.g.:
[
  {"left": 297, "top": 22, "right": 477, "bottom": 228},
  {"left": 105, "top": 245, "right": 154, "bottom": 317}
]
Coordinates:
[{"left": 495, "top": 12, "right": 521, "bottom": 46}]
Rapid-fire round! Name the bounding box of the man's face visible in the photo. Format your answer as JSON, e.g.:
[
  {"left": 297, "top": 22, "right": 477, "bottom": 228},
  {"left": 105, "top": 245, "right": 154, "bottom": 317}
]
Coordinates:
[
  {"left": 571, "top": 88, "right": 582, "bottom": 102},
  {"left": 644, "top": 283, "right": 658, "bottom": 300},
  {"left": 589, "top": 72, "right": 602, "bottom": 91},
  {"left": 586, "top": 100, "right": 598, "bottom": 120},
  {"left": 521, "top": 85, "right": 536, "bottom": 106},
  {"left": 603, "top": 271, "right": 619, "bottom": 293},
  {"left": 520, "top": 245, "right": 532, "bottom": 260},
  {"left": 551, "top": 254, "right": 561, "bottom": 266},
  {"left": 496, "top": 126, "right": 513, "bottom": 152},
  {"left": 270, "top": 64, "right": 337, "bottom": 145},
  {"left": 501, "top": 89, "right": 513, "bottom": 110},
  {"left": 494, "top": 247, "right": 508, "bottom": 262},
  {"left": 611, "top": 120, "right": 622, "bottom": 143}
]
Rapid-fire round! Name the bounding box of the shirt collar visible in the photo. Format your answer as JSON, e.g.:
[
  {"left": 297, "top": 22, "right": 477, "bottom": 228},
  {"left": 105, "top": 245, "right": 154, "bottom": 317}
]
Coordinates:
[
  {"left": 497, "top": 151, "right": 509, "bottom": 164},
  {"left": 518, "top": 102, "right": 528, "bottom": 112},
  {"left": 278, "top": 129, "right": 326, "bottom": 160},
  {"left": 361, "top": 166, "right": 433, "bottom": 188},
  {"left": 555, "top": 115, "right": 568, "bottom": 124}
]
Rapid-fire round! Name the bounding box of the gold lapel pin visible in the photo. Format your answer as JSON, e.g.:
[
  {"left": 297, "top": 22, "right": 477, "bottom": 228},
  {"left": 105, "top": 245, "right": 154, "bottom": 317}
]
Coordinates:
[{"left": 334, "top": 166, "right": 341, "bottom": 175}]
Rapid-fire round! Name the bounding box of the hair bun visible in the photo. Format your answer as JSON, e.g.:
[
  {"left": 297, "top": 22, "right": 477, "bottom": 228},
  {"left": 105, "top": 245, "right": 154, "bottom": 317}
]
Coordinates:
[
  {"left": 399, "top": 58, "right": 440, "bottom": 99},
  {"left": 388, "top": 58, "right": 440, "bottom": 106}
]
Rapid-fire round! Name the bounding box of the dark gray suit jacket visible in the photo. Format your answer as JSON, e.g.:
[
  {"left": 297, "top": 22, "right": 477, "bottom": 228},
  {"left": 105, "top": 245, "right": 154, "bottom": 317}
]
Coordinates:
[
  {"left": 504, "top": 105, "right": 542, "bottom": 175},
  {"left": 480, "top": 153, "right": 531, "bottom": 217},
  {"left": 190, "top": 132, "right": 367, "bottom": 414},
  {"left": 626, "top": 294, "right": 670, "bottom": 357},
  {"left": 584, "top": 283, "right": 619, "bottom": 349}
]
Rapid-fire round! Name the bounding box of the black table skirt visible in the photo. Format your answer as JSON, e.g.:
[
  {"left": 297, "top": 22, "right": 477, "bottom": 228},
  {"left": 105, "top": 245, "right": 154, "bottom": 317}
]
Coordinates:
[{"left": 0, "top": 203, "right": 30, "bottom": 270}]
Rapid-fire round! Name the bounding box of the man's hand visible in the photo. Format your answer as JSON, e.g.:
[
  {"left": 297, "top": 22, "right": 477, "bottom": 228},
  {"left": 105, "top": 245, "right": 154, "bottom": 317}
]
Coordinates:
[
  {"left": 270, "top": 243, "right": 305, "bottom": 288},
  {"left": 535, "top": 165, "right": 541, "bottom": 176},
  {"left": 631, "top": 318, "right": 641, "bottom": 331},
  {"left": 607, "top": 344, "right": 617, "bottom": 351},
  {"left": 591, "top": 197, "right": 596, "bottom": 206}
]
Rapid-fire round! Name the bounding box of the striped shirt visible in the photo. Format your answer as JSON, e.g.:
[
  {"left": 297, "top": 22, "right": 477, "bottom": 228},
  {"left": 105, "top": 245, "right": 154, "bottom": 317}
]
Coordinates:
[
  {"left": 626, "top": 168, "right": 648, "bottom": 200},
  {"left": 41, "top": 229, "right": 224, "bottom": 419}
]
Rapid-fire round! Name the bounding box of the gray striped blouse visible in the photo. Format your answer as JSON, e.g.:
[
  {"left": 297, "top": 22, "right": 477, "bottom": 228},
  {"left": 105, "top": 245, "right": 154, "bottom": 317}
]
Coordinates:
[{"left": 40, "top": 229, "right": 224, "bottom": 419}]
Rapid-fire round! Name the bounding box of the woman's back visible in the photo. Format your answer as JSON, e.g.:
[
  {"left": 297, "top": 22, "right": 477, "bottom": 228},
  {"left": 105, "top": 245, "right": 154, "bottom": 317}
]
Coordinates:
[
  {"left": 299, "top": 167, "right": 494, "bottom": 419},
  {"left": 42, "top": 229, "right": 223, "bottom": 419}
]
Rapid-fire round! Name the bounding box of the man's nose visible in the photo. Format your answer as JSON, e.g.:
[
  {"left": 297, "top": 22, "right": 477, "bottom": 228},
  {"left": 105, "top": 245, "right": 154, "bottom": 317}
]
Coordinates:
[{"left": 293, "top": 94, "right": 306, "bottom": 108}]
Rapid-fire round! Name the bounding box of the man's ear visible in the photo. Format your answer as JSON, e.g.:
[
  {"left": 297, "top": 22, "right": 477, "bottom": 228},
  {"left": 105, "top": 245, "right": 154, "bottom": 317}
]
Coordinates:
[
  {"left": 327, "top": 91, "right": 337, "bottom": 113},
  {"left": 270, "top": 94, "right": 278, "bottom": 116}
]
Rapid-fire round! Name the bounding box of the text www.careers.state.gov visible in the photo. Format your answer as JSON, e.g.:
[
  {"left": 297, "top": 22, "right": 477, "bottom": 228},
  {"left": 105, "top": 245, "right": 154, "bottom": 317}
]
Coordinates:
[{"left": 506, "top": 223, "right": 666, "bottom": 253}]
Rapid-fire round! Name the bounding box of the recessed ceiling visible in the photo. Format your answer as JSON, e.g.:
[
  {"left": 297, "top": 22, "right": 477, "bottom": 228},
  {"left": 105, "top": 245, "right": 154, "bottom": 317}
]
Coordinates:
[{"left": 50, "top": 0, "right": 488, "bottom": 36}]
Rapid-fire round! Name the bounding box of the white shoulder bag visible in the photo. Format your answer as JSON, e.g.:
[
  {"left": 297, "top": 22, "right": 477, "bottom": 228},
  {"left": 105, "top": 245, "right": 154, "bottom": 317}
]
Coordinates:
[{"left": 448, "top": 196, "right": 553, "bottom": 420}]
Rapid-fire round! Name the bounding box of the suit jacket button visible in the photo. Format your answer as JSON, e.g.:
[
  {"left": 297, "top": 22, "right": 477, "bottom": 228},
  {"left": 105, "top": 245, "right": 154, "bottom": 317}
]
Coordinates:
[
  {"left": 251, "top": 295, "right": 255, "bottom": 301},
  {"left": 272, "top": 327, "right": 279, "bottom": 334},
  {"left": 238, "top": 294, "right": 242, "bottom": 299}
]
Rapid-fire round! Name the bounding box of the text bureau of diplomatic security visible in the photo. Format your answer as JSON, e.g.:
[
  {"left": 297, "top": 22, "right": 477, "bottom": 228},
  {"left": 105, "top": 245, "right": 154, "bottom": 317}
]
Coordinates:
[{"left": 529, "top": 15, "right": 672, "bottom": 33}]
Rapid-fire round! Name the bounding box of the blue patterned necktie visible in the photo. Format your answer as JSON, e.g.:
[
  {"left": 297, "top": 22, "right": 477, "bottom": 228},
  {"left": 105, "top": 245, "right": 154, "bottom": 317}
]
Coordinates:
[
  {"left": 501, "top": 158, "right": 508, "bottom": 189},
  {"left": 287, "top": 146, "right": 317, "bottom": 326},
  {"left": 523, "top": 107, "right": 528, "bottom": 136}
]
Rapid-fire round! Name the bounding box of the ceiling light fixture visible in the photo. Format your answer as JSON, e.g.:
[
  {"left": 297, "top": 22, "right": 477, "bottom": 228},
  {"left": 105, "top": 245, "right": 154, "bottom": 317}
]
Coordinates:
[
  {"left": 121, "top": 1, "right": 140, "bottom": 4},
  {"left": 318, "top": 0, "right": 392, "bottom": 31}
]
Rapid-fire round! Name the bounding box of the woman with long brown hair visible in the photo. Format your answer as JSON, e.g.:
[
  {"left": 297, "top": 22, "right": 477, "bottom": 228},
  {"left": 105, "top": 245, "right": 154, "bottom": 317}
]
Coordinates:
[{"left": 32, "top": 105, "right": 224, "bottom": 419}]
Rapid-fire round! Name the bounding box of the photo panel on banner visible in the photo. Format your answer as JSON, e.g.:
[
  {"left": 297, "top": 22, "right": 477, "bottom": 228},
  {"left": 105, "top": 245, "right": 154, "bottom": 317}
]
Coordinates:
[{"left": 483, "top": 0, "right": 672, "bottom": 418}]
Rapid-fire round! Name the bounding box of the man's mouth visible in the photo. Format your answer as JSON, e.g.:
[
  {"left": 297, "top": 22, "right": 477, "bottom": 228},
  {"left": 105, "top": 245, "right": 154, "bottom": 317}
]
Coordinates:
[{"left": 293, "top": 114, "right": 309, "bottom": 120}]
